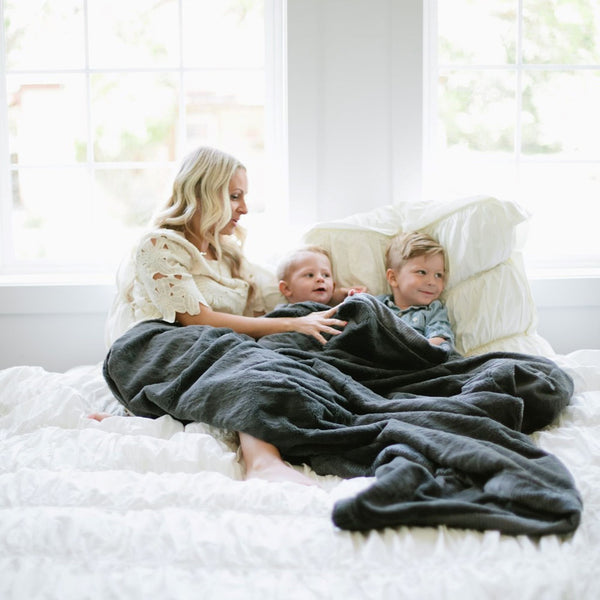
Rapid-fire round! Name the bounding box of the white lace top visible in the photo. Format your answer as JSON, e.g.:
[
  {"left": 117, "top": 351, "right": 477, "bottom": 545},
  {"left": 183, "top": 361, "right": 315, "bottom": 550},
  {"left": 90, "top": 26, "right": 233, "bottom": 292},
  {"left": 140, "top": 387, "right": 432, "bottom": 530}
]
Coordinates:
[{"left": 105, "top": 229, "right": 272, "bottom": 345}]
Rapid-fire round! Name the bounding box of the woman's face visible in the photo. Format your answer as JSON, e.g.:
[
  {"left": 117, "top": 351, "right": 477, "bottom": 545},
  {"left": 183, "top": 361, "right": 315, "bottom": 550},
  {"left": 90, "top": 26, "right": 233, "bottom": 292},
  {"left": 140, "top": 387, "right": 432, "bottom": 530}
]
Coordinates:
[{"left": 220, "top": 167, "right": 248, "bottom": 235}]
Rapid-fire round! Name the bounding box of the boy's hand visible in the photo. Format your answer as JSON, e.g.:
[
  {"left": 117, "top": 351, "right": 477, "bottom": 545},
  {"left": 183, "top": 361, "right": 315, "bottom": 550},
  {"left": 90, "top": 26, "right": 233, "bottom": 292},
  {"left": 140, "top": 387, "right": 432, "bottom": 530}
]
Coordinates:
[
  {"left": 331, "top": 285, "right": 368, "bottom": 304},
  {"left": 346, "top": 286, "right": 368, "bottom": 296}
]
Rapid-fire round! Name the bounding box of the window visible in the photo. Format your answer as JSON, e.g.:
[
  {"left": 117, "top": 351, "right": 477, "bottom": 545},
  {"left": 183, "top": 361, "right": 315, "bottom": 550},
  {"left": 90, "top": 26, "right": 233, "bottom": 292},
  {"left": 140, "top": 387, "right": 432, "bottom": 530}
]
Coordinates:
[
  {"left": 425, "top": 0, "right": 600, "bottom": 276},
  {"left": 0, "top": 0, "right": 282, "bottom": 280}
]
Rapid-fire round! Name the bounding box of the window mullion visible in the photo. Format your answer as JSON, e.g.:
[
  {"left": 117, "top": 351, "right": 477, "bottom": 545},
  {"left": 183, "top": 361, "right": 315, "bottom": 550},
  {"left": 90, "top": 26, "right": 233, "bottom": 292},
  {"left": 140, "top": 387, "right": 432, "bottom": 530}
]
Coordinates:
[
  {"left": 177, "top": 0, "right": 186, "bottom": 159},
  {"left": 0, "top": 0, "right": 14, "bottom": 268},
  {"left": 83, "top": 0, "right": 93, "bottom": 164},
  {"left": 264, "top": 0, "right": 288, "bottom": 221},
  {"left": 82, "top": 0, "right": 96, "bottom": 252},
  {"left": 515, "top": 0, "right": 524, "bottom": 171},
  {"left": 422, "top": 0, "right": 438, "bottom": 200}
]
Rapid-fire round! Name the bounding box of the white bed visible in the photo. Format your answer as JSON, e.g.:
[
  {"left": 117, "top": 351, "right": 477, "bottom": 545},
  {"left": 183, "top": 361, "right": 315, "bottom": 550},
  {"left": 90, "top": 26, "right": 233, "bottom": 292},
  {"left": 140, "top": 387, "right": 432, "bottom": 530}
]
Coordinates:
[{"left": 1, "top": 196, "right": 599, "bottom": 600}]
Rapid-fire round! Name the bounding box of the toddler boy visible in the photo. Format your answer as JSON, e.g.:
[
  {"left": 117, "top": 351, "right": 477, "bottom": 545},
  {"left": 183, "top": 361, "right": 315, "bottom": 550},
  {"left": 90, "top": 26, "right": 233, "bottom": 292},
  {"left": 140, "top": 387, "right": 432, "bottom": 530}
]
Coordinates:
[{"left": 377, "top": 232, "right": 454, "bottom": 347}]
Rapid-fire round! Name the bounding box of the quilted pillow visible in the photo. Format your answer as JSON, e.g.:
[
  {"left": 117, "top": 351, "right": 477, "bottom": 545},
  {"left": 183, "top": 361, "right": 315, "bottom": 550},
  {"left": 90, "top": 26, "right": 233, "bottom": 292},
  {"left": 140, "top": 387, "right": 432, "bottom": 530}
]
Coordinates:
[{"left": 302, "top": 196, "right": 552, "bottom": 356}]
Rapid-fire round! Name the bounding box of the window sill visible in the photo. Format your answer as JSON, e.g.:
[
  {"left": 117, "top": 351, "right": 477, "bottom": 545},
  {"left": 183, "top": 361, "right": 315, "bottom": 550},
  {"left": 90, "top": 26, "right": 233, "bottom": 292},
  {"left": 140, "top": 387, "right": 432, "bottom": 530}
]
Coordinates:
[
  {"left": 528, "top": 275, "right": 600, "bottom": 309},
  {"left": 0, "top": 272, "right": 115, "bottom": 286},
  {"left": 0, "top": 280, "right": 116, "bottom": 315}
]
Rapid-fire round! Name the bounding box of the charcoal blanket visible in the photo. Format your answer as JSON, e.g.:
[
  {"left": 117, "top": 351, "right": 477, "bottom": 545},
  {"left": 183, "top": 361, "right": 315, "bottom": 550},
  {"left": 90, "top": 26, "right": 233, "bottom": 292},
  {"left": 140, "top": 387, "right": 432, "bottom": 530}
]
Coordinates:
[{"left": 103, "top": 294, "right": 582, "bottom": 535}]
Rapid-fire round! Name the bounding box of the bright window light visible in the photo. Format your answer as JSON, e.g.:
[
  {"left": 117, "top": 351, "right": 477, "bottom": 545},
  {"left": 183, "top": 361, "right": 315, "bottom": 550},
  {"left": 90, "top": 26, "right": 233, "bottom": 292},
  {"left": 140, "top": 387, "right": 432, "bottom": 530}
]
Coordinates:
[
  {"left": 426, "top": 0, "right": 600, "bottom": 276},
  {"left": 0, "top": 0, "right": 281, "bottom": 280}
]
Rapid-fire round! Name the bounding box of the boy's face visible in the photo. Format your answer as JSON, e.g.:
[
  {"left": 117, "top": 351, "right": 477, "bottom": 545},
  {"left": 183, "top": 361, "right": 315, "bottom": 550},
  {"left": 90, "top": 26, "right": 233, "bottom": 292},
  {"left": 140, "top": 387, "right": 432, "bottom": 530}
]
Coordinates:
[
  {"left": 386, "top": 253, "right": 445, "bottom": 310},
  {"left": 279, "top": 252, "right": 335, "bottom": 304}
]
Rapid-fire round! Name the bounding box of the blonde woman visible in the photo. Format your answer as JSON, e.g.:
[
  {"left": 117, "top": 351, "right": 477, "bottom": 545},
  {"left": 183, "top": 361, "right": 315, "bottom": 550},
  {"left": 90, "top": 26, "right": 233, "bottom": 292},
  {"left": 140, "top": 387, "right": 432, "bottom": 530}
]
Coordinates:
[{"left": 103, "top": 146, "right": 347, "bottom": 485}]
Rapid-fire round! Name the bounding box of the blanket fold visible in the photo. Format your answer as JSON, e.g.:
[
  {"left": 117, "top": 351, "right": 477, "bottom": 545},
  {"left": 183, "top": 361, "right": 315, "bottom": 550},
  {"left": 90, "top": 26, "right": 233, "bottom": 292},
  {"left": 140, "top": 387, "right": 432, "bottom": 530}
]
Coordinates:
[{"left": 103, "top": 294, "right": 581, "bottom": 535}]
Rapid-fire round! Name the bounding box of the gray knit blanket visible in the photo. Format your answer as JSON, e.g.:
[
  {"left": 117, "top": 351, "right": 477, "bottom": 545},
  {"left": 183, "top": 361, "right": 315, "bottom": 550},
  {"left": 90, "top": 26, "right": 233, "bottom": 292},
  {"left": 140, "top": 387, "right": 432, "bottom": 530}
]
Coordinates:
[{"left": 103, "top": 294, "right": 581, "bottom": 535}]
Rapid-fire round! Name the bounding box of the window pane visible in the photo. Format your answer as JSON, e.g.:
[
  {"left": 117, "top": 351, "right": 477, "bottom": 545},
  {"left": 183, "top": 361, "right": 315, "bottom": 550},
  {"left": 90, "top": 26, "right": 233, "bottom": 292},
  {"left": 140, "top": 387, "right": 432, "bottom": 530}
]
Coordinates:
[
  {"left": 91, "top": 73, "right": 179, "bottom": 162},
  {"left": 184, "top": 70, "right": 264, "bottom": 160},
  {"left": 182, "top": 0, "right": 264, "bottom": 68},
  {"left": 518, "top": 163, "right": 600, "bottom": 269},
  {"left": 11, "top": 167, "right": 91, "bottom": 262},
  {"left": 438, "top": 0, "right": 517, "bottom": 64},
  {"left": 87, "top": 0, "right": 179, "bottom": 69},
  {"left": 424, "top": 160, "right": 518, "bottom": 204},
  {"left": 522, "top": 70, "right": 600, "bottom": 158},
  {"left": 438, "top": 70, "right": 516, "bottom": 155},
  {"left": 432, "top": 0, "right": 600, "bottom": 275},
  {"left": 523, "top": 0, "right": 600, "bottom": 64},
  {"left": 3, "top": 0, "right": 85, "bottom": 70},
  {"left": 0, "top": 0, "right": 270, "bottom": 276},
  {"left": 93, "top": 167, "right": 175, "bottom": 265},
  {"left": 7, "top": 74, "right": 88, "bottom": 165}
]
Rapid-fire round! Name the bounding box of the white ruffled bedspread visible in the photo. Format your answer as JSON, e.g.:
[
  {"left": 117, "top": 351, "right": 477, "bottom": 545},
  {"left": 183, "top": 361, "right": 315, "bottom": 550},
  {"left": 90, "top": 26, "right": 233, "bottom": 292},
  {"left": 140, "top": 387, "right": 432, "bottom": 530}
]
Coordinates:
[{"left": 1, "top": 350, "right": 599, "bottom": 600}]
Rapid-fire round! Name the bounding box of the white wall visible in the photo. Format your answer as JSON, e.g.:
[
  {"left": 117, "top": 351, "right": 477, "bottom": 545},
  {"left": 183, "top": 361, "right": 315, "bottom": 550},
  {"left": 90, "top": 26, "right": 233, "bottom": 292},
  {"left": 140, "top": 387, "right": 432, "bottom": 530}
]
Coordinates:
[
  {"left": 287, "top": 0, "right": 423, "bottom": 228},
  {"left": 0, "top": 283, "right": 115, "bottom": 371},
  {"left": 0, "top": 0, "right": 598, "bottom": 372},
  {"left": 531, "top": 278, "right": 600, "bottom": 355}
]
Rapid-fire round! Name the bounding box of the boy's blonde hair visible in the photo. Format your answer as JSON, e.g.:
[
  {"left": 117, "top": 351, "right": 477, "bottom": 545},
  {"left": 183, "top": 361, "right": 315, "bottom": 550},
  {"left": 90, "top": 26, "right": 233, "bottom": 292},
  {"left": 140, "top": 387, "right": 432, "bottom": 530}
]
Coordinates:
[
  {"left": 385, "top": 232, "right": 446, "bottom": 271},
  {"left": 152, "top": 146, "right": 247, "bottom": 282},
  {"left": 277, "top": 246, "right": 332, "bottom": 281}
]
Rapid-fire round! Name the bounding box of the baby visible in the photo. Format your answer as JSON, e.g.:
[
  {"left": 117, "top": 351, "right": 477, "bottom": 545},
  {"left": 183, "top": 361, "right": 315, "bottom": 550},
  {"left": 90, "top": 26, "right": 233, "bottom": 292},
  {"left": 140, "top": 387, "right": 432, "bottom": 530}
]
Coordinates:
[{"left": 277, "top": 246, "right": 366, "bottom": 305}]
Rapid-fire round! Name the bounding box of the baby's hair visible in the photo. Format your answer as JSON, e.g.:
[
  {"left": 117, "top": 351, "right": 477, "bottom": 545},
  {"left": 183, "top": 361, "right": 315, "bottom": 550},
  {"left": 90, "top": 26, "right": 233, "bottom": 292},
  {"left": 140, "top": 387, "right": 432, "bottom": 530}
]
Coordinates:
[
  {"left": 277, "top": 246, "right": 332, "bottom": 281},
  {"left": 385, "top": 231, "right": 445, "bottom": 271}
]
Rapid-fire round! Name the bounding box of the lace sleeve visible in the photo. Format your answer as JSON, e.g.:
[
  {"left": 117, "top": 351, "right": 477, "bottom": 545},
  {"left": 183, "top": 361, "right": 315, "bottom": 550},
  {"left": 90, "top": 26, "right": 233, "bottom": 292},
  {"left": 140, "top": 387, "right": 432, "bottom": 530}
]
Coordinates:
[{"left": 135, "top": 233, "right": 206, "bottom": 323}]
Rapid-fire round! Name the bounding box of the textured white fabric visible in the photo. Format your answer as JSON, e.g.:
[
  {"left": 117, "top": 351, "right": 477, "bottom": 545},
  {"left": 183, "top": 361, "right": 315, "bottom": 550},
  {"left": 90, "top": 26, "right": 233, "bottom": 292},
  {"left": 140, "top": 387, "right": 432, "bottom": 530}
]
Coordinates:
[
  {"left": 134, "top": 231, "right": 216, "bottom": 322},
  {"left": 1, "top": 352, "right": 599, "bottom": 600},
  {"left": 135, "top": 230, "right": 256, "bottom": 320},
  {"left": 105, "top": 230, "right": 270, "bottom": 345},
  {"left": 303, "top": 196, "right": 542, "bottom": 356},
  {"left": 2, "top": 197, "right": 598, "bottom": 599},
  {"left": 304, "top": 196, "right": 528, "bottom": 290}
]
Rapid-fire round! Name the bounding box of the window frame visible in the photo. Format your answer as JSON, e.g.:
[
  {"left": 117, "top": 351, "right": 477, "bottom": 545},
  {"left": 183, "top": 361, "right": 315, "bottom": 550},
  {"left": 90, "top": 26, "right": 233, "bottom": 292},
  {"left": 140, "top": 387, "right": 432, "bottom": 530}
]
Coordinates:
[
  {"left": 0, "top": 0, "right": 286, "bottom": 282},
  {"left": 423, "top": 0, "right": 600, "bottom": 277}
]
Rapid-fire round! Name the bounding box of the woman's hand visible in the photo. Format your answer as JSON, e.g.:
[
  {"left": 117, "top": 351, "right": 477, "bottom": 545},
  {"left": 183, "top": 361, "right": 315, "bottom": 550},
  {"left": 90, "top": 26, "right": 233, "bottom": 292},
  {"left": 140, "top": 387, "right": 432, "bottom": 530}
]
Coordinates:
[
  {"left": 292, "top": 305, "right": 347, "bottom": 344},
  {"left": 177, "top": 303, "right": 347, "bottom": 343}
]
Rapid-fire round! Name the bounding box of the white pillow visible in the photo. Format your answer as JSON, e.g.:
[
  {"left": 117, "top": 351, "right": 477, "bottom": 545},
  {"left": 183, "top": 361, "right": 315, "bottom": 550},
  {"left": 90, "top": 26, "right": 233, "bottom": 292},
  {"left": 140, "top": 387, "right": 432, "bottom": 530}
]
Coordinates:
[
  {"left": 302, "top": 196, "right": 551, "bottom": 356},
  {"left": 304, "top": 195, "right": 529, "bottom": 291},
  {"left": 303, "top": 226, "right": 391, "bottom": 295},
  {"left": 403, "top": 196, "right": 528, "bottom": 289},
  {"left": 446, "top": 254, "right": 536, "bottom": 355}
]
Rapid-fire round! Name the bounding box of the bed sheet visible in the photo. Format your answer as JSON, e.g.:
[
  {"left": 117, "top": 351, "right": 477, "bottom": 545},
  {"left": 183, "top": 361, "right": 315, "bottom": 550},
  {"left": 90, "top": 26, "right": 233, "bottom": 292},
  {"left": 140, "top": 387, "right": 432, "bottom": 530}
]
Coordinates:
[{"left": 1, "top": 349, "right": 599, "bottom": 600}]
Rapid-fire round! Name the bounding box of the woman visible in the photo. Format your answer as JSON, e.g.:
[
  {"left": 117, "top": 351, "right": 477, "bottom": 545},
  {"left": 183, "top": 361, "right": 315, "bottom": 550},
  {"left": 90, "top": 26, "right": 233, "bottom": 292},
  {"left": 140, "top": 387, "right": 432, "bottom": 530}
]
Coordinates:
[{"left": 102, "top": 146, "right": 347, "bottom": 485}]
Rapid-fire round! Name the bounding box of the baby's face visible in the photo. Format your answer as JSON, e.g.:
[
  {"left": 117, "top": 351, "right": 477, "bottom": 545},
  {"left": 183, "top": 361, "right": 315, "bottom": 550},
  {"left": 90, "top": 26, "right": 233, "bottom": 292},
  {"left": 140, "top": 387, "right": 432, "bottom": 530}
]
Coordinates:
[{"left": 283, "top": 252, "right": 335, "bottom": 304}]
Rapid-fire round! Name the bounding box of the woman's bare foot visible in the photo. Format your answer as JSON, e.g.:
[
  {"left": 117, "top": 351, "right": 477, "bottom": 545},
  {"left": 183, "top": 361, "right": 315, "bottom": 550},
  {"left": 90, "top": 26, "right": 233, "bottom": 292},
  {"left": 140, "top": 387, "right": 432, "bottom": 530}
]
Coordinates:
[
  {"left": 239, "top": 432, "right": 318, "bottom": 486},
  {"left": 87, "top": 412, "right": 113, "bottom": 422},
  {"left": 246, "top": 456, "right": 318, "bottom": 486}
]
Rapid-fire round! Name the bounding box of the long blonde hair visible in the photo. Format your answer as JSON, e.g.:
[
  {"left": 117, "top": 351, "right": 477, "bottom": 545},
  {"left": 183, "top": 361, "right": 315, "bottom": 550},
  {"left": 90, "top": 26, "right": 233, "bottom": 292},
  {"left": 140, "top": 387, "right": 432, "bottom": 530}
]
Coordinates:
[{"left": 152, "top": 146, "right": 247, "bottom": 280}]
